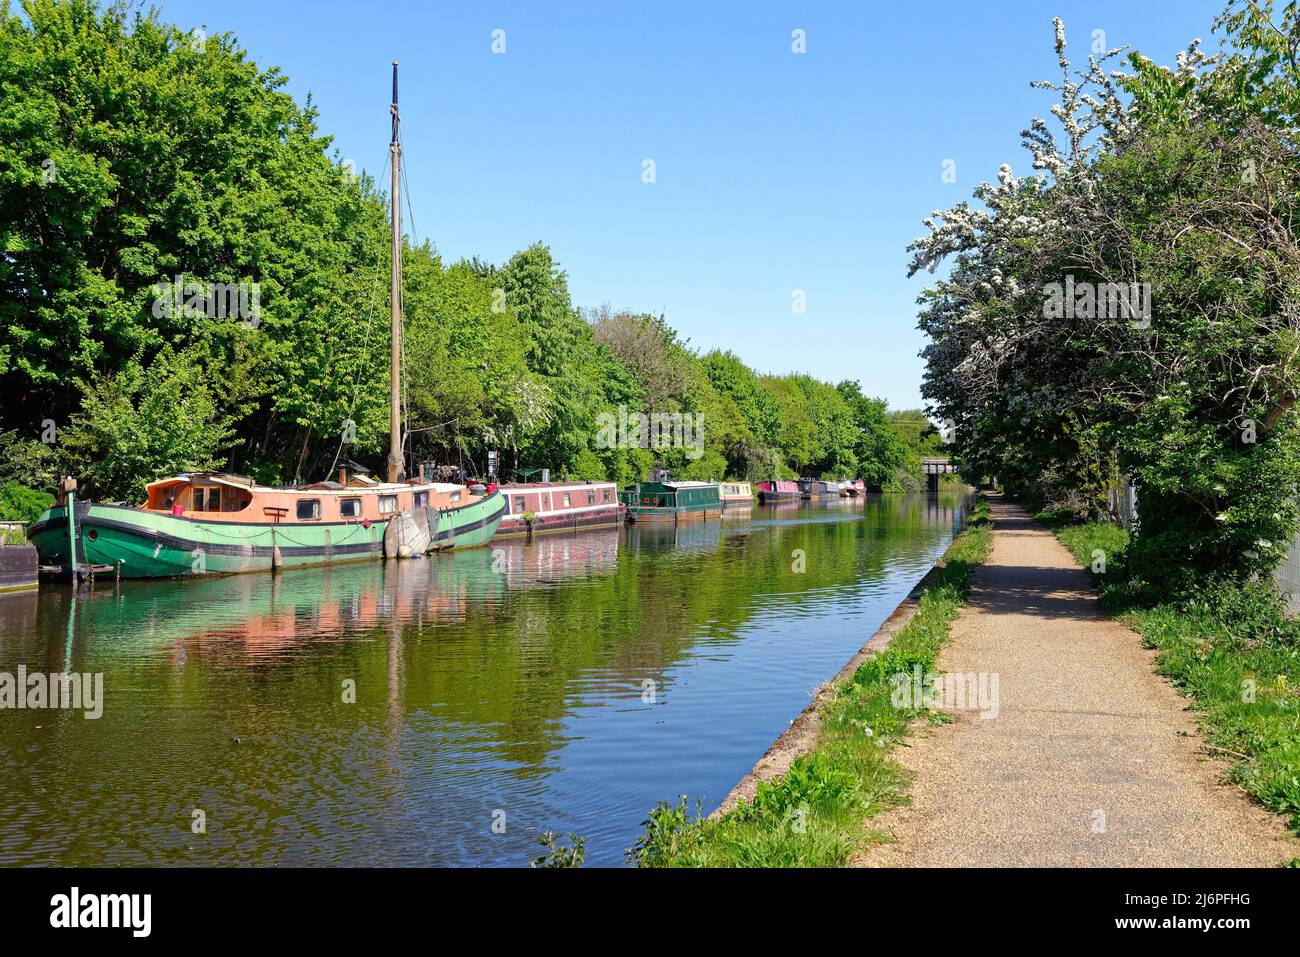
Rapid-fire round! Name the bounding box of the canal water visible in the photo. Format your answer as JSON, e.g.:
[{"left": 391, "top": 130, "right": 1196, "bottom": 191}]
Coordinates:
[{"left": 0, "top": 492, "right": 969, "bottom": 866}]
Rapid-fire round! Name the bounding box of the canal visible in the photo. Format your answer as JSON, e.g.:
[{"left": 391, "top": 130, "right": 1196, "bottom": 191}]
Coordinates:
[{"left": 0, "top": 492, "right": 970, "bottom": 866}]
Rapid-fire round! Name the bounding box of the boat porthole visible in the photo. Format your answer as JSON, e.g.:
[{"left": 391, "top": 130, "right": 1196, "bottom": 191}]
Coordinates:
[{"left": 86, "top": 529, "right": 98, "bottom": 541}]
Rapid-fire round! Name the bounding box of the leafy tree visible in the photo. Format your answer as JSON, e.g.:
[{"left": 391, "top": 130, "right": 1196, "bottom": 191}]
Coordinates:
[
  {"left": 910, "top": 10, "right": 1300, "bottom": 598},
  {"left": 60, "top": 346, "right": 237, "bottom": 502}
]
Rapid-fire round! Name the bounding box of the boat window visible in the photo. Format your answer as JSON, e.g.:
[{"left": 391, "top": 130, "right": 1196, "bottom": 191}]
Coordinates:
[
  {"left": 514, "top": 496, "right": 525, "bottom": 513},
  {"left": 414, "top": 491, "right": 428, "bottom": 508},
  {"left": 378, "top": 495, "right": 398, "bottom": 515},
  {"left": 340, "top": 498, "right": 362, "bottom": 519},
  {"left": 586, "top": 491, "right": 595, "bottom": 505},
  {"left": 449, "top": 492, "right": 461, "bottom": 504},
  {"left": 602, "top": 489, "right": 612, "bottom": 503},
  {"left": 562, "top": 493, "right": 571, "bottom": 507},
  {"left": 192, "top": 487, "right": 220, "bottom": 511},
  {"left": 297, "top": 499, "right": 321, "bottom": 520}
]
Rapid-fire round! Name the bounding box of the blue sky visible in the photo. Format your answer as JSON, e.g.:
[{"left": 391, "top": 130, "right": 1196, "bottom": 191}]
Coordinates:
[{"left": 152, "top": 0, "right": 1227, "bottom": 409}]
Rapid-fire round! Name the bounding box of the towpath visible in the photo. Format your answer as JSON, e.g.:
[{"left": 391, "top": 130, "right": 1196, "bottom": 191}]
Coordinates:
[{"left": 856, "top": 495, "right": 1296, "bottom": 867}]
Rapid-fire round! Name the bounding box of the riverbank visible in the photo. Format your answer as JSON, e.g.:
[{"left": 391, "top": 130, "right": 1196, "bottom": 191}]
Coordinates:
[
  {"left": 627, "top": 495, "right": 992, "bottom": 867},
  {"left": 853, "top": 496, "right": 1297, "bottom": 867}
]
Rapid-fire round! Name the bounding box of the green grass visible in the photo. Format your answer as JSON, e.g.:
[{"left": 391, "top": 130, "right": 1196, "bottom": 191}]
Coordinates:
[
  {"left": 627, "top": 497, "right": 993, "bottom": 867},
  {"left": 1041, "top": 519, "right": 1300, "bottom": 839}
]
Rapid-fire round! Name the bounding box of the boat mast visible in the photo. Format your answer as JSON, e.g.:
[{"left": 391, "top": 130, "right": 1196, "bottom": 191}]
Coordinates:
[{"left": 387, "top": 60, "right": 403, "bottom": 483}]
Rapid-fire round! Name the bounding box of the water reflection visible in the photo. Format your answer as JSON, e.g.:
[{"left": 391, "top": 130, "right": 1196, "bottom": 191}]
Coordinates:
[{"left": 0, "top": 492, "right": 969, "bottom": 866}]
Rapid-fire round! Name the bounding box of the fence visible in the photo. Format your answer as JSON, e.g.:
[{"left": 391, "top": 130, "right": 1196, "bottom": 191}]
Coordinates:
[
  {"left": 1103, "top": 480, "right": 1300, "bottom": 616},
  {"left": 1106, "top": 479, "right": 1138, "bottom": 532},
  {"left": 1277, "top": 529, "right": 1300, "bottom": 616}
]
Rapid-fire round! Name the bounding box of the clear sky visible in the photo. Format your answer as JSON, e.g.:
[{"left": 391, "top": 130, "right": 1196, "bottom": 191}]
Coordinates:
[{"left": 151, "top": 0, "right": 1227, "bottom": 410}]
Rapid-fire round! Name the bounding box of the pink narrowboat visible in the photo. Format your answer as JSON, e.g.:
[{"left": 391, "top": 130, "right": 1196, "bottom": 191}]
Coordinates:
[
  {"left": 495, "top": 481, "right": 625, "bottom": 538},
  {"left": 756, "top": 480, "right": 801, "bottom": 503}
]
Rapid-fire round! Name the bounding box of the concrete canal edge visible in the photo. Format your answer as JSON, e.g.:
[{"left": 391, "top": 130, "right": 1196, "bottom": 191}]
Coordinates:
[
  {"left": 0, "top": 544, "right": 39, "bottom": 593},
  {"left": 709, "top": 549, "right": 956, "bottom": 819}
]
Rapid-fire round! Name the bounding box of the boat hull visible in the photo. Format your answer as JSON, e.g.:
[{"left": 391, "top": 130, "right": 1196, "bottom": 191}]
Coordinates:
[
  {"left": 757, "top": 490, "right": 801, "bottom": 503},
  {"left": 494, "top": 505, "right": 624, "bottom": 538},
  {"left": 29, "top": 492, "right": 505, "bottom": 579},
  {"left": 625, "top": 504, "right": 720, "bottom": 523}
]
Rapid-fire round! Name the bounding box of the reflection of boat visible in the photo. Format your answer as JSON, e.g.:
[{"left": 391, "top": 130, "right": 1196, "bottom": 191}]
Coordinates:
[
  {"left": 622, "top": 480, "right": 721, "bottom": 522},
  {"left": 756, "top": 480, "right": 800, "bottom": 503},
  {"left": 69, "top": 543, "right": 507, "bottom": 658},
  {"left": 495, "top": 481, "right": 623, "bottom": 538},
  {"left": 719, "top": 481, "right": 754, "bottom": 511},
  {"left": 623, "top": 516, "right": 722, "bottom": 555},
  {"left": 29, "top": 63, "right": 504, "bottom": 580},
  {"left": 489, "top": 526, "right": 620, "bottom": 585}
]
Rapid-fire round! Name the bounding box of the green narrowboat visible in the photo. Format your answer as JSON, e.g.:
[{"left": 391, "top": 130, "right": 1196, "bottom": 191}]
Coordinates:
[{"left": 623, "top": 480, "right": 721, "bottom": 522}]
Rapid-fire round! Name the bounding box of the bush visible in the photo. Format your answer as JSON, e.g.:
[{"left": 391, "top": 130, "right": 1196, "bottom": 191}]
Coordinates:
[{"left": 0, "top": 481, "right": 55, "bottom": 523}]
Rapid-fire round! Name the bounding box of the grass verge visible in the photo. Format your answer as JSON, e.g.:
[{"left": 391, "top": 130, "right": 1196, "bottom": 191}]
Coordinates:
[
  {"left": 626, "top": 496, "right": 993, "bottom": 867},
  {"left": 1035, "top": 515, "right": 1300, "bottom": 840}
]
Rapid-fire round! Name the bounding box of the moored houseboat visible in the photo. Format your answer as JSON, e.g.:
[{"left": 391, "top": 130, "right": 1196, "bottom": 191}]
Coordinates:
[
  {"left": 841, "top": 479, "right": 866, "bottom": 497},
  {"left": 495, "top": 480, "right": 624, "bottom": 537},
  {"left": 719, "top": 481, "right": 754, "bottom": 510},
  {"left": 623, "top": 480, "right": 721, "bottom": 522},
  {"left": 800, "top": 479, "right": 843, "bottom": 498},
  {"left": 756, "top": 479, "right": 801, "bottom": 503},
  {"left": 28, "top": 471, "right": 504, "bottom": 579}
]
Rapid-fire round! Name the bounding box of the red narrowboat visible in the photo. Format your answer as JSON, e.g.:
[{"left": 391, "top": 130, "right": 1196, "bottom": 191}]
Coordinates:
[
  {"left": 495, "top": 481, "right": 625, "bottom": 538},
  {"left": 756, "top": 480, "right": 801, "bottom": 503}
]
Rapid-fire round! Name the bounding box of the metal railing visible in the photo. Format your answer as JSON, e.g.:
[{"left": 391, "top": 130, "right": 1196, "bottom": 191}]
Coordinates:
[{"left": 0, "top": 522, "right": 29, "bottom": 546}]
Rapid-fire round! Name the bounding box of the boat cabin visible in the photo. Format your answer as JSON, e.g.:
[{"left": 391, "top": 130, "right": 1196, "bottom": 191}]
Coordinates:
[
  {"left": 629, "top": 481, "right": 720, "bottom": 512},
  {"left": 500, "top": 481, "right": 618, "bottom": 518},
  {"left": 142, "top": 472, "right": 478, "bottom": 524},
  {"left": 719, "top": 481, "right": 754, "bottom": 504},
  {"left": 756, "top": 480, "right": 801, "bottom": 501}
]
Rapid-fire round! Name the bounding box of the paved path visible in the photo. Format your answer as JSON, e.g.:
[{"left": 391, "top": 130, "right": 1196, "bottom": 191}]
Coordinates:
[{"left": 856, "top": 496, "right": 1296, "bottom": 867}]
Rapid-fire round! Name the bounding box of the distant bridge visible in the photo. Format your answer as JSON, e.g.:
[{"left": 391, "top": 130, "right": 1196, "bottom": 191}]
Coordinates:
[
  {"left": 922, "top": 458, "right": 958, "bottom": 495},
  {"left": 921, "top": 458, "right": 958, "bottom": 475}
]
